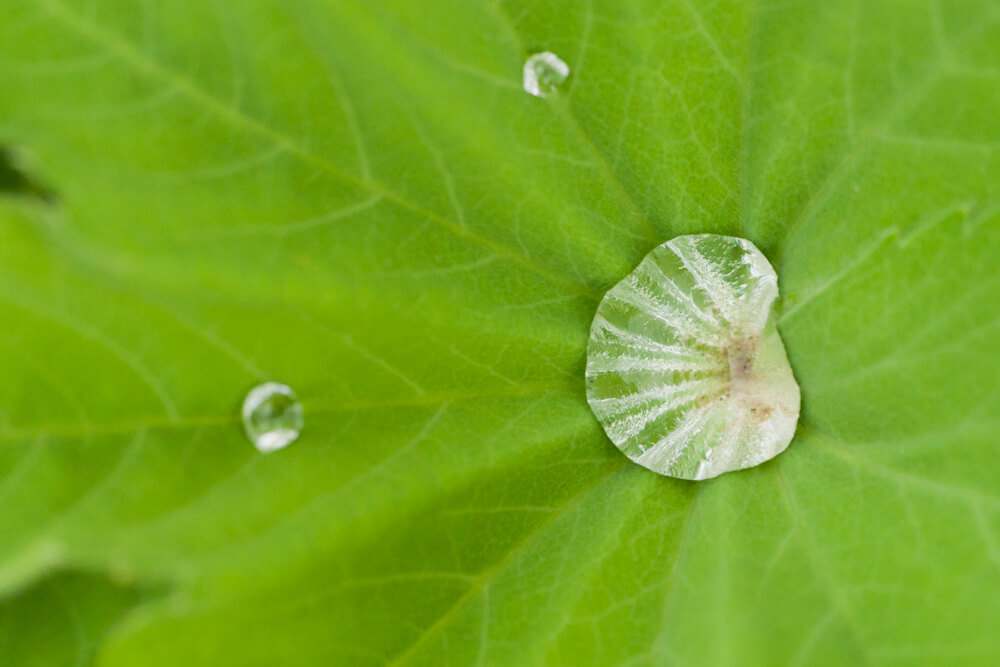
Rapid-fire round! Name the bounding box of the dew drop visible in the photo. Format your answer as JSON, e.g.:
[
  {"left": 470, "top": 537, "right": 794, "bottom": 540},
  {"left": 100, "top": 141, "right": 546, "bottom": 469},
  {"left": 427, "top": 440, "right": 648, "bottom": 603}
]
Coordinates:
[
  {"left": 242, "top": 382, "right": 304, "bottom": 453},
  {"left": 523, "top": 51, "right": 569, "bottom": 97},
  {"left": 585, "top": 234, "right": 801, "bottom": 480}
]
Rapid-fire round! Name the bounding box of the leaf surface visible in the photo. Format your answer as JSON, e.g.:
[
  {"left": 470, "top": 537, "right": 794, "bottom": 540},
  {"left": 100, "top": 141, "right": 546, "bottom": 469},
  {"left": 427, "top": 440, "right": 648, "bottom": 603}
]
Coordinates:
[{"left": 1, "top": 0, "right": 999, "bottom": 664}]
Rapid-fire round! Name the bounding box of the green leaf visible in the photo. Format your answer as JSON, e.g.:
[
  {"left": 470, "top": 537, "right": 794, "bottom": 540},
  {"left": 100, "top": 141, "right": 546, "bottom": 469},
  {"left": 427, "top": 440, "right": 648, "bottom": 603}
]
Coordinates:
[{"left": 1, "top": 0, "right": 998, "bottom": 664}]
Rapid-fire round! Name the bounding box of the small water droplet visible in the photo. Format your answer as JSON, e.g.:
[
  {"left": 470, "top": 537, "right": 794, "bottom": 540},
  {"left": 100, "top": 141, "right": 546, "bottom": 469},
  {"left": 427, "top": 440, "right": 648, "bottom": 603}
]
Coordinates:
[
  {"left": 523, "top": 51, "right": 569, "bottom": 97},
  {"left": 242, "top": 382, "right": 304, "bottom": 453},
  {"left": 586, "top": 234, "right": 801, "bottom": 480}
]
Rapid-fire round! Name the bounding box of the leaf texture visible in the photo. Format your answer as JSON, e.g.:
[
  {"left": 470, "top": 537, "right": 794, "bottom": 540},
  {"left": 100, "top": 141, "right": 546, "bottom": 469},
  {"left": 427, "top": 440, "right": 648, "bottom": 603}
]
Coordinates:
[{"left": 0, "top": 0, "right": 999, "bottom": 664}]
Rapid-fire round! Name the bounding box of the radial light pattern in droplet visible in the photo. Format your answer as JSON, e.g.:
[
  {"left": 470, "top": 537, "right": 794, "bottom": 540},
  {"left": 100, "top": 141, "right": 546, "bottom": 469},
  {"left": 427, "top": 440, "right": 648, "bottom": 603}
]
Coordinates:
[
  {"left": 523, "top": 51, "right": 569, "bottom": 97},
  {"left": 242, "top": 382, "right": 304, "bottom": 453},
  {"left": 586, "top": 235, "right": 800, "bottom": 480}
]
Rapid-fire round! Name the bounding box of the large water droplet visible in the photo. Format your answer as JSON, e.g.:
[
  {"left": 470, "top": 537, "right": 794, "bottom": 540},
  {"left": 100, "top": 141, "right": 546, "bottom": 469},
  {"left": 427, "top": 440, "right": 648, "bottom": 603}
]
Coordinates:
[
  {"left": 586, "top": 234, "right": 800, "bottom": 480},
  {"left": 242, "top": 382, "right": 304, "bottom": 453},
  {"left": 523, "top": 51, "right": 569, "bottom": 97}
]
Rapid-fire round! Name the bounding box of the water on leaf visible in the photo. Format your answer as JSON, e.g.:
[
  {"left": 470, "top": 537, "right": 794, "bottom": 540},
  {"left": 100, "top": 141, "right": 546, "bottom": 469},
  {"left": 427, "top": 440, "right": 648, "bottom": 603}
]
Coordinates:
[
  {"left": 585, "top": 235, "right": 800, "bottom": 480},
  {"left": 242, "top": 382, "right": 304, "bottom": 453},
  {"left": 523, "top": 51, "right": 570, "bottom": 97}
]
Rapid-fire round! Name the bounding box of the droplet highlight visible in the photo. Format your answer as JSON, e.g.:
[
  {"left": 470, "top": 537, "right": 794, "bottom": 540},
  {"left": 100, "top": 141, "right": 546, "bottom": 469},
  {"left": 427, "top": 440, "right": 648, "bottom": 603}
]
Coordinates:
[
  {"left": 586, "top": 234, "right": 800, "bottom": 480},
  {"left": 242, "top": 382, "right": 304, "bottom": 453},
  {"left": 523, "top": 51, "right": 569, "bottom": 97}
]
